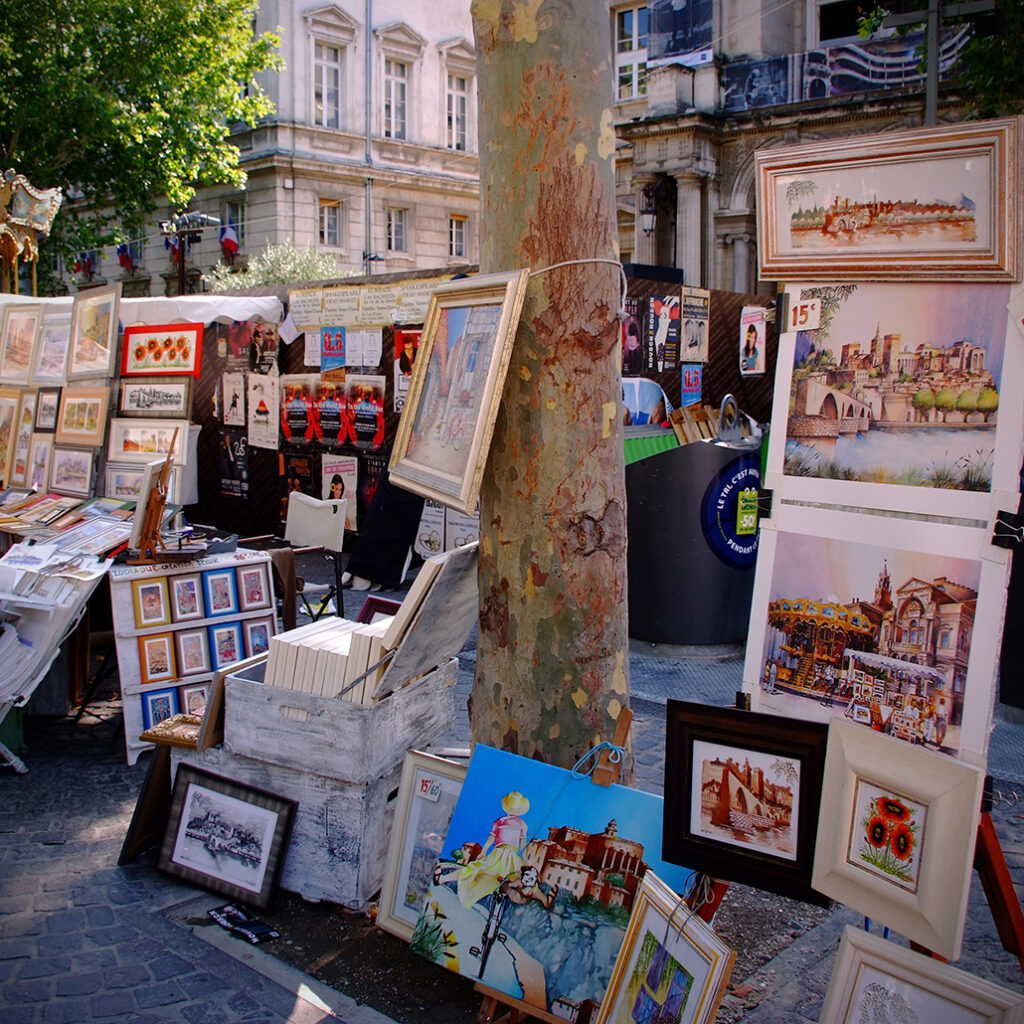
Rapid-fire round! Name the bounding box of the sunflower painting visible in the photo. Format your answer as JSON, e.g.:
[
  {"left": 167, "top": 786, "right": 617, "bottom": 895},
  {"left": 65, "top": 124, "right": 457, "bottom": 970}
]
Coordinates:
[{"left": 848, "top": 779, "right": 926, "bottom": 893}]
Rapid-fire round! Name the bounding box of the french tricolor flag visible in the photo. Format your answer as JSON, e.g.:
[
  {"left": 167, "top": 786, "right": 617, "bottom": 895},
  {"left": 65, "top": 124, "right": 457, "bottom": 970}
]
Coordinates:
[{"left": 220, "top": 219, "right": 239, "bottom": 256}]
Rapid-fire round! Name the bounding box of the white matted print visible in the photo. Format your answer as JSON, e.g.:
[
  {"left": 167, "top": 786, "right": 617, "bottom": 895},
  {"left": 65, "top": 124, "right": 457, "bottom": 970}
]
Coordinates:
[
  {"left": 0, "top": 304, "right": 41, "bottom": 384},
  {"left": 49, "top": 446, "right": 94, "bottom": 497},
  {"left": 107, "top": 418, "right": 187, "bottom": 465},
  {"left": 848, "top": 780, "right": 925, "bottom": 894},
  {"left": 31, "top": 311, "right": 72, "bottom": 384},
  {"left": 27, "top": 434, "right": 53, "bottom": 491},
  {"left": 744, "top": 503, "right": 1010, "bottom": 763},
  {"left": 764, "top": 281, "right": 1024, "bottom": 522},
  {"left": 246, "top": 374, "right": 279, "bottom": 450}
]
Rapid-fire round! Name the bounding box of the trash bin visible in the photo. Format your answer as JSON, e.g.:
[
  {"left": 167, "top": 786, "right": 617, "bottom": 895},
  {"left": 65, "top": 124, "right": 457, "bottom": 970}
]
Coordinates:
[{"left": 626, "top": 399, "right": 762, "bottom": 645}]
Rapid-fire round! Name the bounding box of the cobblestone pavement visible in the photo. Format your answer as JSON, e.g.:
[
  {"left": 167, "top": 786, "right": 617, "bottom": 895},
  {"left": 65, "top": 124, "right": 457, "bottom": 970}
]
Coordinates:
[{"left": 3, "top": 568, "right": 1024, "bottom": 1022}]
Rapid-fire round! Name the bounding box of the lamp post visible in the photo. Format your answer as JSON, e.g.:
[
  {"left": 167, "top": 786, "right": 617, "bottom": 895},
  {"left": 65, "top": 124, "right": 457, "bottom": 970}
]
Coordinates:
[{"left": 160, "top": 212, "right": 220, "bottom": 295}]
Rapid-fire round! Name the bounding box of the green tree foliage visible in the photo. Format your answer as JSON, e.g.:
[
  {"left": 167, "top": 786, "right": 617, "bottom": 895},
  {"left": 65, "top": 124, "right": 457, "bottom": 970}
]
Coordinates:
[
  {"left": 935, "top": 387, "right": 957, "bottom": 420},
  {"left": 204, "top": 240, "right": 352, "bottom": 291},
  {"left": 0, "top": 0, "right": 281, "bottom": 255},
  {"left": 977, "top": 387, "right": 999, "bottom": 420},
  {"left": 912, "top": 388, "right": 935, "bottom": 416},
  {"left": 955, "top": 389, "right": 978, "bottom": 416}
]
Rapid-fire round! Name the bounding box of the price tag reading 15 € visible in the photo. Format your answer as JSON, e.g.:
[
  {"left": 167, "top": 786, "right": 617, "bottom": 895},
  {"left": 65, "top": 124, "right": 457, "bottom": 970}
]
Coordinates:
[
  {"left": 787, "top": 297, "right": 821, "bottom": 332},
  {"left": 417, "top": 776, "right": 443, "bottom": 802}
]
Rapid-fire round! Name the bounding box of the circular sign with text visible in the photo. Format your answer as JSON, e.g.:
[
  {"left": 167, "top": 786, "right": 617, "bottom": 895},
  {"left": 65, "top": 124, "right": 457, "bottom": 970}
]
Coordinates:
[{"left": 700, "top": 453, "right": 761, "bottom": 569}]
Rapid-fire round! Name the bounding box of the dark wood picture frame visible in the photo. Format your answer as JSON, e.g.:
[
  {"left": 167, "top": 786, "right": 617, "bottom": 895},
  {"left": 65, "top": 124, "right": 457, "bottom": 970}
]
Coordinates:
[
  {"left": 158, "top": 764, "right": 295, "bottom": 910},
  {"left": 663, "top": 699, "right": 829, "bottom": 906}
]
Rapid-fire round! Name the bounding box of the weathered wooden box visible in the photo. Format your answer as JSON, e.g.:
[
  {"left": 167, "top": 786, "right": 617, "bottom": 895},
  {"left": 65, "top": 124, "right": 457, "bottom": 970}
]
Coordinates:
[
  {"left": 222, "top": 656, "right": 457, "bottom": 784},
  {"left": 172, "top": 744, "right": 400, "bottom": 909}
]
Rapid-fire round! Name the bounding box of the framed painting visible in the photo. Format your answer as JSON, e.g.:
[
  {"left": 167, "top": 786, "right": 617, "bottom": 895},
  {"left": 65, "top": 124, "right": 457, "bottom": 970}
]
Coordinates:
[
  {"left": 208, "top": 620, "right": 243, "bottom": 670},
  {"left": 236, "top": 563, "right": 271, "bottom": 612},
  {"left": 131, "top": 576, "right": 171, "bottom": 629},
  {"left": 764, "top": 280, "right": 1024, "bottom": 521},
  {"left": 663, "top": 700, "right": 829, "bottom": 906},
  {"left": 127, "top": 458, "right": 166, "bottom": 550},
  {"left": 31, "top": 310, "right": 72, "bottom": 384},
  {"left": 389, "top": 269, "right": 529, "bottom": 514},
  {"left": 137, "top": 631, "right": 177, "bottom": 685},
  {"left": 141, "top": 686, "right": 180, "bottom": 730},
  {"left": 821, "top": 925, "right": 1024, "bottom": 1024},
  {"left": 68, "top": 282, "right": 121, "bottom": 378},
  {"left": 55, "top": 385, "right": 110, "bottom": 447},
  {"left": 0, "top": 387, "right": 18, "bottom": 485},
  {"left": 119, "top": 378, "right": 191, "bottom": 417},
  {"left": 242, "top": 616, "right": 274, "bottom": 658},
  {"left": 8, "top": 389, "right": 37, "bottom": 487},
  {"left": 158, "top": 764, "right": 296, "bottom": 910},
  {"left": 27, "top": 434, "right": 53, "bottom": 492},
  {"left": 34, "top": 388, "right": 60, "bottom": 432},
  {"left": 180, "top": 681, "right": 211, "bottom": 716},
  {"left": 107, "top": 417, "right": 188, "bottom": 465},
  {"left": 594, "top": 870, "right": 736, "bottom": 1024},
  {"left": 378, "top": 750, "right": 467, "bottom": 942},
  {"left": 0, "top": 303, "right": 42, "bottom": 384},
  {"left": 169, "top": 572, "right": 205, "bottom": 623},
  {"left": 413, "top": 744, "right": 696, "bottom": 1016},
  {"left": 812, "top": 719, "right": 985, "bottom": 961},
  {"left": 357, "top": 595, "right": 401, "bottom": 624},
  {"left": 755, "top": 118, "right": 1019, "bottom": 281},
  {"left": 743, "top": 503, "right": 1010, "bottom": 764},
  {"left": 175, "top": 627, "right": 212, "bottom": 676},
  {"left": 202, "top": 568, "right": 239, "bottom": 617},
  {"left": 121, "top": 322, "right": 203, "bottom": 377},
  {"left": 49, "top": 446, "right": 94, "bottom": 497}
]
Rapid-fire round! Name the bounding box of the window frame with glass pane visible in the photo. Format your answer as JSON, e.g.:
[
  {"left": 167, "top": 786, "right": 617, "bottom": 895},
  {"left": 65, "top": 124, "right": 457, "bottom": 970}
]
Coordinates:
[
  {"left": 225, "top": 201, "right": 246, "bottom": 248},
  {"left": 387, "top": 207, "right": 408, "bottom": 254},
  {"left": 319, "top": 199, "right": 342, "bottom": 249},
  {"left": 614, "top": 3, "right": 649, "bottom": 101},
  {"left": 383, "top": 58, "right": 408, "bottom": 140},
  {"left": 447, "top": 73, "right": 468, "bottom": 151},
  {"left": 449, "top": 215, "right": 467, "bottom": 259},
  {"left": 314, "top": 40, "right": 343, "bottom": 128}
]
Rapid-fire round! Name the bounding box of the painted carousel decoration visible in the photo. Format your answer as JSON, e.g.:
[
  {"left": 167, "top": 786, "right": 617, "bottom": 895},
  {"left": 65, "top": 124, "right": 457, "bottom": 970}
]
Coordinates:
[{"left": 0, "top": 169, "right": 63, "bottom": 293}]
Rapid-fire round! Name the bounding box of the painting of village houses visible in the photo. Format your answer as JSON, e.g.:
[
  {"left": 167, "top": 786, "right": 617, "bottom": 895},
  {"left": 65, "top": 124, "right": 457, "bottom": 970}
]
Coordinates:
[
  {"left": 752, "top": 523, "right": 983, "bottom": 759},
  {"left": 781, "top": 282, "right": 1011, "bottom": 491},
  {"left": 411, "top": 745, "right": 696, "bottom": 1020}
]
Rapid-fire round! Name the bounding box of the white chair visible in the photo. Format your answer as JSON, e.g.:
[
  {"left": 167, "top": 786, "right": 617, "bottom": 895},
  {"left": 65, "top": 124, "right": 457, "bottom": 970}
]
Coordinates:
[{"left": 283, "top": 492, "right": 348, "bottom": 619}]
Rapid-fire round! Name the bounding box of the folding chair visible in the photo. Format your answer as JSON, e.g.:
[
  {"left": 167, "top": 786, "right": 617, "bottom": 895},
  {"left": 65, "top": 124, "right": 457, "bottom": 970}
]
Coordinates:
[{"left": 283, "top": 491, "right": 348, "bottom": 620}]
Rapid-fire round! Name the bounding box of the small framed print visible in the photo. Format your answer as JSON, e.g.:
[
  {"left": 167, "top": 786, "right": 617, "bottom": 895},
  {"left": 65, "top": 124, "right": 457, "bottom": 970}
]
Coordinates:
[
  {"left": 208, "top": 621, "right": 243, "bottom": 670},
  {"left": 27, "top": 434, "right": 53, "bottom": 491},
  {"left": 180, "top": 681, "right": 211, "bottom": 716},
  {"left": 242, "top": 616, "right": 274, "bottom": 658},
  {"left": 202, "top": 568, "right": 238, "bottom": 617},
  {"left": 8, "top": 389, "right": 37, "bottom": 487},
  {"left": 169, "top": 573, "right": 204, "bottom": 622},
  {"left": 812, "top": 719, "right": 986, "bottom": 960},
  {"left": 107, "top": 417, "right": 188, "bottom": 465},
  {"left": 55, "top": 385, "right": 110, "bottom": 447},
  {"left": 119, "top": 378, "right": 191, "bottom": 417},
  {"left": 175, "top": 627, "right": 212, "bottom": 676},
  {"left": 31, "top": 310, "right": 72, "bottom": 384},
  {"left": 157, "top": 764, "right": 296, "bottom": 910},
  {"left": 121, "top": 322, "right": 203, "bottom": 377},
  {"left": 141, "top": 686, "right": 180, "bottom": 730},
  {"left": 138, "top": 632, "right": 177, "bottom": 685},
  {"left": 49, "top": 446, "right": 94, "bottom": 497},
  {"left": 34, "top": 388, "right": 60, "bottom": 432},
  {"left": 0, "top": 303, "right": 42, "bottom": 384},
  {"left": 68, "top": 282, "right": 121, "bottom": 379},
  {"left": 236, "top": 563, "right": 271, "bottom": 611},
  {"left": 105, "top": 460, "right": 178, "bottom": 504},
  {"left": 131, "top": 577, "right": 171, "bottom": 629}
]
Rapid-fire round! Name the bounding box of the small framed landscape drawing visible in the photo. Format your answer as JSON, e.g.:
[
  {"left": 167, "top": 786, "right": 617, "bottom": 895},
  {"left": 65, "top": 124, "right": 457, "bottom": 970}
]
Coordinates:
[
  {"left": 121, "top": 322, "right": 203, "bottom": 377},
  {"left": 131, "top": 577, "right": 171, "bottom": 629},
  {"left": 242, "top": 616, "right": 274, "bottom": 658},
  {"left": 175, "top": 628, "right": 212, "bottom": 676},
  {"left": 31, "top": 310, "right": 72, "bottom": 384},
  {"left": 68, "top": 282, "right": 121, "bottom": 379},
  {"left": 34, "top": 388, "right": 60, "bottom": 432},
  {"left": 158, "top": 764, "right": 296, "bottom": 910},
  {"left": 180, "top": 681, "right": 211, "bottom": 717},
  {"left": 8, "top": 390, "right": 37, "bottom": 486},
  {"left": 107, "top": 417, "right": 188, "bottom": 465},
  {"left": 208, "top": 621, "right": 243, "bottom": 671},
  {"left": 138, "top": 632, "right": 177, "bottom": 686},
  {"left": 169, "top": 573, "right": 204, "bottom": 622},
  {"left": 378, "top": 750, "right": 467, "bottom": 942},
  {"left": 0, "top": 303, "right": 42, "bottom": 384},
  {"left": 820, "top": 925, "right": 1024, "bottom": 1024},
  {"left": 594, "top": 871, "right": 736, "bottom": 1024},
  {"left": 236, "top": 563, "right": 271, "bottom": 611},
  {"left": 27, "top": 434, "right": 53, "bottom": 491},
  {"left": 55, "top": 385, "right": 110, "bottom": 447},
  {"left": 119, "top": 378, "right": 190, "bottom": 417},
  {"left": 202, "top": 568, "right": 238, "bottom": 616},
  {"left": 49, "top": 446, "right": 94, "bottom": 497},
  {"left": 0, "top": 387, "right": 18, "bottom": 484},
  {"left": 663, "top": 700, "right": 829, "bottom": 906},
  {"left": 811, "top": 719, "right": 985, "bottom": 960},
  {"left": 141, "top": 687, "right": 180, "bottom": 730}
]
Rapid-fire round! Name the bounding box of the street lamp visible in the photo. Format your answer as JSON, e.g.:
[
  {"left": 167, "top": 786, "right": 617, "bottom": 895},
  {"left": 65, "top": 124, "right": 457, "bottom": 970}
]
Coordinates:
[
  {"left": 160, "top": 212, "right": 221, "bottom": 295},
  {"left": 639, "top": 184, "right": 658, "bottom": 237}
]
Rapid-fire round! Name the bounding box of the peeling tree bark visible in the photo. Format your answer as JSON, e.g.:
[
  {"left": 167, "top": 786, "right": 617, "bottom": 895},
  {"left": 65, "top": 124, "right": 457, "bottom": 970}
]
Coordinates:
[{"left": 470, "top": 0, "right": 630, "bottom": 770}]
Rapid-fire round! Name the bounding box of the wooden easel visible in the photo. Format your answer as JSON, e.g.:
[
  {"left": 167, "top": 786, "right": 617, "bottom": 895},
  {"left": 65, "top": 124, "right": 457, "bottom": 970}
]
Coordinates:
[{"left": 127, "top": 432, "right": 198, "bottom": 565}]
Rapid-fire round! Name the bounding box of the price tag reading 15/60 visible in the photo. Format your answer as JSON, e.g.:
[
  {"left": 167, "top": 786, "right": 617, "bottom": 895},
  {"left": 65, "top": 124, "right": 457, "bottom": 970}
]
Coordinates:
[
  {"left": 736, "top": 487, "right": 759, "bottom": 537},
  {"left": 417, "top": 776, "right": 443, "bottom": 802},
  {"left": 788, "top": 297, "right": 821, "bottom": 332}
]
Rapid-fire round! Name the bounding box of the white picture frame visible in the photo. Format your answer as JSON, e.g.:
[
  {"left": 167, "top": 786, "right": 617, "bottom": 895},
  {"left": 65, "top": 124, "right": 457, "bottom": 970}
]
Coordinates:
[
  {"left": 811, "top": 719, "right": 985, "bottom": 960},
  {"left": 108, "top": 417, "right": 188, "bottom": 465},
  {"left": 31, "top": 310, "right": 72, "bottom": 385},
  {"left": 68, "top": 282, "right": 121, "bottom": 379}
]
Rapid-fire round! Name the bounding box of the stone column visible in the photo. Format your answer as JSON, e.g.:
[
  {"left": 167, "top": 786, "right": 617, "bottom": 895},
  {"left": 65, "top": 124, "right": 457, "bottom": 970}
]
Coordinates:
[
  {"left": 674, "top": 173, "right": 704, "bottom": 285},
  {"left": 728, "top": 233, "right": 753, "bottom": 292}
]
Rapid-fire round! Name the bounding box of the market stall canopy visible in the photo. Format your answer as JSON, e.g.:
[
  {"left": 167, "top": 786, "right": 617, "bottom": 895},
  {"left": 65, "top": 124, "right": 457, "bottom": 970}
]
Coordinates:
[{"left": 0, "top": 292, "right": 283, "bottom": 325}]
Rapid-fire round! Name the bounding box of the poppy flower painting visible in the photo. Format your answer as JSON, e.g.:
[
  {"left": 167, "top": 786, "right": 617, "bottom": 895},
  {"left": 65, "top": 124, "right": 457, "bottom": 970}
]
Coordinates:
[
  {"left": 121, "top": 323, "right": 203, "bottom": 377},
  {"left": 848, "top": 780, "right": 925, "bottom": 893}
]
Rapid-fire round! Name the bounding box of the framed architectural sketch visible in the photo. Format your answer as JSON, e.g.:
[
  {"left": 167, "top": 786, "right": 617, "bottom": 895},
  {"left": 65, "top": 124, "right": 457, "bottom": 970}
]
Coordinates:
[
  {"left": 169, "top": 573, "right": 204, "bottom": 622},
  {"left": 0, "top": 303, "right": 42, "bottom": 384},
  {"left": 158, "top": 764, "right": 296, "bottom": 910},
  {"left": 812, "top": 719, "right": 985, "bottom": 960},
  {"left": 107, "top": 417, "right": 187, "bottom": 464},
  {"left": 663, "top": 700, "right": 829, "bottom": 906},
  {"left": 131, "top": 576, "right": 171, "bottom": 629},
  {"left": 743, "top": 503, "right": 1011, "bottom": 764},
  {"left": 763, "top": 280, "right": 1024, "bottom": 521},
  {"left": 8, "top": 389, "right": 37, "bottom": 486},
  {"left": 755, "top": 118, "right": 1019, "bottom": 281},
  {"left": 594, "top": 871, "right": 736, "bottom": 1024},
  {"left": 121, "top": 322, "right": 203, "bottom": 376},
  {"left": 27, "top": 434, "right": 53, "bottom": 491},
  {"left": 202, "top": 568, "right": 238, "bottom": 617},
  {"left": 49, "top": 446, "right": 94, "bottom": 497},
  {"left": 119, "top": 378, "right": 191, "bottom": 417},
  {"left": 31, "top": 310, "right": 72, "bottom": 384},
  {"left": 389, "top": 269, "right": 529, "bottom": 514},
  {"left": 820, "top": 925, "right": 1024, "bottom": 1023},
  {"left": 68, "top": 282, "right": 121, "bottom": 378},
  {"left": 0, "top": 387, "right": 18, "bottom": 484},
  {"left": 34, "top": 387, "right": 60, "bottom": 432},
  {"left": 55, "top": 385, "right": 110, "bottom": 447},
  {"left": 175, "top": 627, "right": 212, "bottom": 676},
  {"left": 378, "top": 750, "right": 467, "bottom": 942},
  {"left": 208, "top": 620, "right": 243, "bottom": 670},
  {"left": 137, "top": 632, "right": 177, "bottom": 685},
  {"left": 141, "top": 687, "right": 180, "bottom": 730}
]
